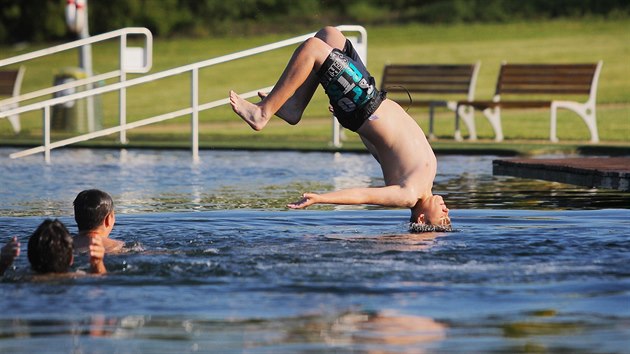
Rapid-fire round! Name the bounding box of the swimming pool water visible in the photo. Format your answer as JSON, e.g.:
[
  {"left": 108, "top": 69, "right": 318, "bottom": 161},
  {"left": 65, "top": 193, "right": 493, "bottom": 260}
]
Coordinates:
[
  {"left": 1, "top": 148, "right": 628, "bottom": 353},
  {"left": 1, "top": 148, "right": 628, "bottom": 216}
]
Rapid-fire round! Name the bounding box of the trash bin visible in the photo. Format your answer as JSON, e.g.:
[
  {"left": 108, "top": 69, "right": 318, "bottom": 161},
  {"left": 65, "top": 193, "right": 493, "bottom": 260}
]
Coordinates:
[{"left": 51, "top": 67, "right": 102, "bottom": 133}]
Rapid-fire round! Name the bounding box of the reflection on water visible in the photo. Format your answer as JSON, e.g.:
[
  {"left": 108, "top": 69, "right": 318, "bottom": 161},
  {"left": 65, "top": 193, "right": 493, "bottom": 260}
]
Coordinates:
[
  {"left": 0, "top": 310, "right": 446, "bottom": 353},
  {"left": 0, "top": 148, "right": 627, "bottom": 217}
]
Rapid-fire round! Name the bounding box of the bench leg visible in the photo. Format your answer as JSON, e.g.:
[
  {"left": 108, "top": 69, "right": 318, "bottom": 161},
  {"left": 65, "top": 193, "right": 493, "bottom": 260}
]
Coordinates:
[
  {"left": 428, "top": 103, "right": 436, "bottom": 140},
  {"left": 482, "top": 107, "right": 504, "bottom": 142},
  {"left": 454, "top": 104, "right": 463, "bottom": 141},
  {"left": 456, "top": 104, "right": 476, "bottom": 141},
  {"left": 551, "top": 100, "right": 599, "bottom": 143},
  {"left": 1, "top": 103, "right": 21, "bottom": 133},
  {"left": 7, "top": 114, "right": 20, "bottom": 133}
]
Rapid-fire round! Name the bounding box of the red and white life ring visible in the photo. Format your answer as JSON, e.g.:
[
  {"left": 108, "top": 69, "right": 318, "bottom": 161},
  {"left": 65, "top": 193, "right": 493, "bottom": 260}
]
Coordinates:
[{"left": 65, "top": 0, "right": 86, "bottom": 34}]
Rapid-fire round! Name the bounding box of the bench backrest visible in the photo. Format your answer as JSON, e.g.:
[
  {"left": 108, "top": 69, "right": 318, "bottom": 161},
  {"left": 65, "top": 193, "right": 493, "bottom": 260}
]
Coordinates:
[
  {"left": 0, "top": 67, "right": 25, "bottom": 97},
  {"left": 495, "top": 62, "right": 601, "bottom": 98},
  {"left": 381, "top": 63, "right": 480, "bottom": 103}
]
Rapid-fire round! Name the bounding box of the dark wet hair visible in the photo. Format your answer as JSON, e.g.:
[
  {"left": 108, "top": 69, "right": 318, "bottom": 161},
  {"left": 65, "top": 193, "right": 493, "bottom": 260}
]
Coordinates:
[
  {"left": 27, "top": 219, "right": 73, "bottom": 273},
  {"left": 409, "top": 222, "right": 453, "bottom": 233},
  {"left": 73, "top": 189, "right": 114, "bottom": 231}
]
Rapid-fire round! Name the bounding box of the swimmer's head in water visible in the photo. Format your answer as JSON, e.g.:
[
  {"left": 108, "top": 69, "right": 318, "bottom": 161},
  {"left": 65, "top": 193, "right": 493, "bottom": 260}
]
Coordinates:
[
  {"left": 74, "top": 189, "right": 114, "bottom": 231},
  {"left": 410, "top": 195, "right": 451, "bottom": 232},
  {"left": 27, "top": 219, "right": 73, "bottom": 273}
]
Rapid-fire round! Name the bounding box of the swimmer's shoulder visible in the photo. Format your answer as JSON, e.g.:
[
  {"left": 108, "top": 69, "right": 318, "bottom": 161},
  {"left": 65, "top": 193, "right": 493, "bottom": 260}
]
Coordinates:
[
  {"left": 104, "top": 238, "right": 125, "bottom": 254},
  {"left": 73, "top": 235, "right": 125, "bottom": 254}
]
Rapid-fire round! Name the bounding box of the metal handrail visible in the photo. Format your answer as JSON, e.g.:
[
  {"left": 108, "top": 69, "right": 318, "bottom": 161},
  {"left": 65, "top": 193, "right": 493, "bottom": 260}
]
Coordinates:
[
  {"left": 2, "top": 25, "right": 367, "bottom": 162},
  {"left": 0, "top": 27, "right": 153, "bottom": 107}
]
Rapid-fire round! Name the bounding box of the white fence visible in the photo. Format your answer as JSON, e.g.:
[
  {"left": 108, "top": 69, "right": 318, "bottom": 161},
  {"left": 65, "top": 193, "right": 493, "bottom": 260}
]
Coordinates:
[{"left": 0, "top": 25, "right": 367, "bottom": 163}]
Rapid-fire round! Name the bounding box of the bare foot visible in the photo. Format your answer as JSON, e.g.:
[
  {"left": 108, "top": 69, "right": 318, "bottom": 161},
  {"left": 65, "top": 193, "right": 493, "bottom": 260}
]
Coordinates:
[
  {"left": 258, "top": 91, "right": 302, "bottom": 125},
  {"left": 230, "top": 90, "right": 268, "bottom": 131}
]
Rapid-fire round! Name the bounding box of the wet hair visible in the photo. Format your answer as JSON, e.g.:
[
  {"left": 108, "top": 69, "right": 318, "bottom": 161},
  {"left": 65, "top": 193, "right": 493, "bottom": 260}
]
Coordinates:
[
  {"left": 27, "top": 219, "right": 73, "bottom": 273},
  {"left": 73, "top": 189, "right": 114, "bottom": 231},
  {"left": 408, "top": 211, "right": 453, "bottom": 233},
  {"left": 409, "top": 221, "right": 453, "bottom": 233}
]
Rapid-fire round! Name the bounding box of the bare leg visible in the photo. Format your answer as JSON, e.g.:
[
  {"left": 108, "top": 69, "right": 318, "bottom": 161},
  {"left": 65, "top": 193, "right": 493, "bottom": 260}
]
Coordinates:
[
  {"left": 230, "top": 26, "right": 348, "bottom": 130},
  {"left": 267, "top": 26, "right": 348, "bottom": 124},
  {"left": 256, "top": 74, "right": 318, "bottom": 125}
]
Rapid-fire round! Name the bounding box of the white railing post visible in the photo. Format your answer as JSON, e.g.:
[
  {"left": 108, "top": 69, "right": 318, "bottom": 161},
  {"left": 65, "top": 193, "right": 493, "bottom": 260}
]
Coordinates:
[
  {"left": 43, "top": 106, "right": 51, "bottom": 163},
  {"left": 332, "top": 119, "right": 341, "bottom": 148},
  {"left": 191, "top": 68, "right": 199, "bottom": 162},
  {"left": 119, "top": 34, "right": 128, "bottom": 144}
]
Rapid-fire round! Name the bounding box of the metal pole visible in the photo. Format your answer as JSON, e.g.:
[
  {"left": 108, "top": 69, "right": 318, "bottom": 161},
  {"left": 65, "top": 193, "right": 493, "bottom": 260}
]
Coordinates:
[
  {"left": 43, "top": 106, "right": 51, "bottom": 163},
  {"left": 119, "top": 34, "right": 127, "bottom": 144},
  {"left": 191, "top": 68, "right": 199, "bottom": 162},
  {"left": 78, "top": 0, "right": 95, "bottom": 132}
]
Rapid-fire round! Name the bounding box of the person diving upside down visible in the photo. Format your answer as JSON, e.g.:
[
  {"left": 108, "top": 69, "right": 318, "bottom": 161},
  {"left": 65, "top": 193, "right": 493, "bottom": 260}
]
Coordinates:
[{"left": 230, "top": 26, "right": 451, "bottom": 232}]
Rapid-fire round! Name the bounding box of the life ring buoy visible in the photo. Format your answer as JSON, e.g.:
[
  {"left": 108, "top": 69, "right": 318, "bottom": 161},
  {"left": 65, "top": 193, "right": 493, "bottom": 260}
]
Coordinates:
[{"left": 65, "top": 0, "right": 86, "bottom": 34}]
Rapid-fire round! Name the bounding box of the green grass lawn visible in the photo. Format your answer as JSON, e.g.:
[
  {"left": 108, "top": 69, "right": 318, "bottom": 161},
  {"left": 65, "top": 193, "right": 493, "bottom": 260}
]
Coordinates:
[{"left": 1, "top": 19, "right": 629, "bottom": 152}]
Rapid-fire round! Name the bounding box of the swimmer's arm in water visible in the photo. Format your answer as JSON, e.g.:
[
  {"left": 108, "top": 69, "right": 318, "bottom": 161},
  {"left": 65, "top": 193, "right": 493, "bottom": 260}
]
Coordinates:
[
  {"left": 287, "top": 185, "right": 418, "bottom": 209},
  {"left": 0, "top": 237, "right": 20, "bottom": 276},
  {"left": 88, "top": 236, "right": 107, "bottom": 275}
]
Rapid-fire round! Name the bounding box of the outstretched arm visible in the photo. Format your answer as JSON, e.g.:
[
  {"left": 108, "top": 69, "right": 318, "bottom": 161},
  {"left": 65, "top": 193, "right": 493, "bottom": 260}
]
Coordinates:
[
  {"left": 0, "top": 237, "right": 20, "bottom": 276},
  {"left": 287, "top": 185, "right": 418, "bottom": 209}
]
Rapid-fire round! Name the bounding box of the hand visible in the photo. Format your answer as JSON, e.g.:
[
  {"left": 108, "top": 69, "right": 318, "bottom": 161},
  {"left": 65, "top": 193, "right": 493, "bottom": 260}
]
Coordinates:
[
  {"left": 88, "top": 236, "right": 107, "bottom": 274},
  {"left": 0, "top": 237, "right": 20, "bottom": 275},
  {"left": 287, "top": 193, "right": 318, "bottom": 209},
  {"left": 1, "top": 236, "right": 20, "bottom": 260}
]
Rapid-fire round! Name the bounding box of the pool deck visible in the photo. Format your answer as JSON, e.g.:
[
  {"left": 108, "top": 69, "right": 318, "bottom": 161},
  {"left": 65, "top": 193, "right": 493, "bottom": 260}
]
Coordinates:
[{"left": 492, "top": 157, "right": 630, "bottom": 191}]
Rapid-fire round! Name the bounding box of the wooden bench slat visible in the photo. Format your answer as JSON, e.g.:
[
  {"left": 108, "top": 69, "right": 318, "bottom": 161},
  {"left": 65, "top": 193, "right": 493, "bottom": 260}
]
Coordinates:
[
  {"left": 500, "top": 87, "right": 592, "bottom": 95},
  {"left": 0, "top": 70, "right": 20, "bottom": 96},
  {"left": 383, "top": 74, "right": 473, "bottom": 80},
  {"left": 384, "top": 73, "right": 474, "bottom": 79},
  {"left": 384, "top": 64, "right": 475, "bottom": 70},
  {"left": 385, "top": 82, "right": 472, "bottom": 88},
  {"left": 387, "top": 88, "right": 471, "bottom": 94},
  {"left": 0, "top": 84, "right": 17, "bottom": 94},
  {"left": 501, "top": 64, "right": 596, "bottom": 71},
  {"left": 383, "top": 76, "right": 473, "bottom": 82},
  {"left": 0, "top": 67, "right": 25, "bottom": 134},
  {"left": 384, "top": 70, "right": 474, "bottom": 76},
  {"left": 0, "top": 71, "right": 19, "bottom": 80},
  {"left": 461, "top": 100, "right": 552, "bottom": 109},
  {"left": 390, "top": 99, "right": 450, "bottom": 107},
  {"left": 501, "top": 70, "right": 594, "bottom": 77},
  {"left": 500, "top": 73, "right": 595, "bottom": 81},
  {"left": 500, "top": 78, "right": 594, "bottom": 87},
  {"left": 384, "top": 81, "right": 473, "bottom": 89}
]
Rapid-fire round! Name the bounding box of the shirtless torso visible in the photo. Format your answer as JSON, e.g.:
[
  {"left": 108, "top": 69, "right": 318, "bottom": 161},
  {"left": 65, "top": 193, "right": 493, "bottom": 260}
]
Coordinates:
[{"left": 358, "top": 99, "right": 437, "bottom": 195}]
